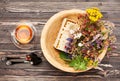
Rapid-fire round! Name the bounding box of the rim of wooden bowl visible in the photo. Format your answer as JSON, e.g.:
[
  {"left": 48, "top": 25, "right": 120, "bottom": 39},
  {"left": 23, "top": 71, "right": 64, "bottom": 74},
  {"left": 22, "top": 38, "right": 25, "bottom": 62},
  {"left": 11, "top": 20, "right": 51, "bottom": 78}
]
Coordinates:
[{"left": 41, "top": 9, "right": 108, "bottom": 73}]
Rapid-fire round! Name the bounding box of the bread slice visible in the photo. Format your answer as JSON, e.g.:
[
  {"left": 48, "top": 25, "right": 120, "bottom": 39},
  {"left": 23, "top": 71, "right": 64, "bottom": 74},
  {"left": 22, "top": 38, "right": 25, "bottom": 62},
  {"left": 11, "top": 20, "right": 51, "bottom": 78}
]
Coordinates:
[{"left": 54, "top": 18, "right": 80, "bottom": 53}]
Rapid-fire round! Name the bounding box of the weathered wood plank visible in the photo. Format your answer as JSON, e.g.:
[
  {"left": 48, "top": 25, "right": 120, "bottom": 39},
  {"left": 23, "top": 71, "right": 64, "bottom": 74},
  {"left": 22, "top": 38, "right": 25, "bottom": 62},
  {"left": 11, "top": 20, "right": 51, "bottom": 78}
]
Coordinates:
[
  {"left": 4, "top": 0, "right": 91, "bottom": 2},
  {"left": 5, "top": 0, "right": 119, "bottom": 2},
  {"left": 0, "top": 12, "right": 120, "bottom": 21},
  {"left": 0, "top": 67, "right": 119, "bottom": 80},
  {"left": 1, "top": 2, "right": 119, "bottom": 19},
  {"left": 0, "top": 12, "right": 120, "bottom": 20},
  {"left": 5, "top": 2, "right": 120, "bottom": 13},
  {"left": 0, "top": 43, "right": 41, "bottom": 50},
  {"left": 0, "top": 3, "right": 5, "bottom": 15},
  {"left": 0, "top": 76, "right": 111, "bottom": 81},
  {"left": 0, "top": 68, "right": 119, "bottom": 78},
  {"left": 0, "top": 12, "right": 56, "bottom": 19}
]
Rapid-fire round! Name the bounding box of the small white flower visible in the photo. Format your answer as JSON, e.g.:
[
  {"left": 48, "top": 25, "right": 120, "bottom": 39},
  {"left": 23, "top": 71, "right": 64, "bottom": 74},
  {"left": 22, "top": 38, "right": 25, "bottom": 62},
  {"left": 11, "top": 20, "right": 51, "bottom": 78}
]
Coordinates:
[
  {"left": 74, "top": 33, "right": 82, "bottom": 39},
  {"left": 78, "top": 43, "right": 83, "bottom": 47},
  {"left": 78, "top": 33, "right": 82, "bottom": 38},
  {"left": 69, "top": 30, "right": 75, "bottom": 34}
]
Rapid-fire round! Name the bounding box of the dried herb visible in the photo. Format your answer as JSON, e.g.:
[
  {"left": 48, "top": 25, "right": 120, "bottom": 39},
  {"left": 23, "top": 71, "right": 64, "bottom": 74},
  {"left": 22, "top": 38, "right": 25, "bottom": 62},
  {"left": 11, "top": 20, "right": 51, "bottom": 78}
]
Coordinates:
[{"left": 58, "top": 7, "right": 116, "bottom": 71}]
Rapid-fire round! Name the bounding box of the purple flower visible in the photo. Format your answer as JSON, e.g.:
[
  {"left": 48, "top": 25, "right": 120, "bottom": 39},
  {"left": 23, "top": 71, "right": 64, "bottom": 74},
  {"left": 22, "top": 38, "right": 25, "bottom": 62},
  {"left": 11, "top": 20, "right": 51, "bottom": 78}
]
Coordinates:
[
  {"left": 96, "top": 39, "right": 102, "bottom": 44},
  {"left": 64, "top": 46, "right": 71, "bottom": 51},
  {"left": 64, "top": 42, "right": 72, "bottom": 51},
  {"left": 66, "top": 38, "right": 73, "bottom": 43},
  {"left": 65, "top": 42, "right": 72, "bottom": 47}
]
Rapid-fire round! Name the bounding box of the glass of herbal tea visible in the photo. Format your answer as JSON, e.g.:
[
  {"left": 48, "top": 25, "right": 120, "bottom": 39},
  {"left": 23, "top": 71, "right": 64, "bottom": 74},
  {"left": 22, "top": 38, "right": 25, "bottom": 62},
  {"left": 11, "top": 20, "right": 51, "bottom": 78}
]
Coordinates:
[{"left": 11, "top": 21, "right": 36, "bottom": 49}]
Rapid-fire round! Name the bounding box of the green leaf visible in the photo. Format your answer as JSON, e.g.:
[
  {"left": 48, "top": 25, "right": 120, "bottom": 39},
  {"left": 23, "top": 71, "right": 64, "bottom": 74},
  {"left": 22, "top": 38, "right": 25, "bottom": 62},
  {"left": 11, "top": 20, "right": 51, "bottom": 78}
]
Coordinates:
[
  {"left": 98, "top": 49, "right": 103, "bottom": 53},
  {"left": 69, "top": 55, "right": 87, "bottom": 70},
  {"left": 85, "top": 27, "right": 89, "bottom": 31},
  {"left": 59, "top": 52, "right": 71, "bottom": 62},
  {"left": 79, "top": 62, "right": 87, "bottom": 70},
  {"left": 107, "top": 47, "right": 112, "bottom": 51},
  {"left": 101, "top": 32, "right": 106, "bottom": 35},
  {"left": 93, "top": 61, "right": 98, "bottom": 67}
]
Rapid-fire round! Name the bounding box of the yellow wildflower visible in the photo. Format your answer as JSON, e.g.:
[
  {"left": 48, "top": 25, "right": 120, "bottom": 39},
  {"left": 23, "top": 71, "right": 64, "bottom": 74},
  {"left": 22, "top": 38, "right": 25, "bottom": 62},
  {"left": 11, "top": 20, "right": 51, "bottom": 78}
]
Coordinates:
[
  {"left": 86, "top": 7, "right": 103, "bottom": 22},
  {"left": 87, "top": 60, "right": 93, "bottom": 66}
]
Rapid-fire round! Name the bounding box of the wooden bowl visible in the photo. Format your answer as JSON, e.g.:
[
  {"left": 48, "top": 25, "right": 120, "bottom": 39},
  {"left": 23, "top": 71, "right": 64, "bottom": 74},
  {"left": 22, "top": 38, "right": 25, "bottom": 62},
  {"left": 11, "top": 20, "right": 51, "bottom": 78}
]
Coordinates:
[{"left": 41, "top": 9, "right": 108, "bottom": 73}]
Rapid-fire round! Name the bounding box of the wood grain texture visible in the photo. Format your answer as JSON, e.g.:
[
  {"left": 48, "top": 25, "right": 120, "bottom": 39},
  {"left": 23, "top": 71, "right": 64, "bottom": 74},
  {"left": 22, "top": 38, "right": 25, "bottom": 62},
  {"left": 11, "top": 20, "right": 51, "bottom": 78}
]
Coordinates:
[
  {"left": 0, "top": 76, "right": 113, "bottom": 81},
  {"left": 5, "top": 2, "right": 120, "bottom": 13},
  {"left": 0, "top": 0, "right": 120, "bottom": 81}
]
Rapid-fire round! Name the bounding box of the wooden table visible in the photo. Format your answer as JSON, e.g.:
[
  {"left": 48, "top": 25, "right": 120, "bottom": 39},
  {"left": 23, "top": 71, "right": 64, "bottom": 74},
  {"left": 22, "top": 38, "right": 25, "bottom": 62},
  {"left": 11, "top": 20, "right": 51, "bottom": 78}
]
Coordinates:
[{"left": 0, "top": 0, "right": 120, "bottom": 81}]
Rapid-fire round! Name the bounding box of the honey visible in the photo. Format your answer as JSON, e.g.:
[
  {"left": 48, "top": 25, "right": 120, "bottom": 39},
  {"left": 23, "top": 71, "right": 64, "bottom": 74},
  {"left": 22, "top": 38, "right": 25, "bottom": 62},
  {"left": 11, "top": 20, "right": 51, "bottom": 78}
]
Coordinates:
[{"left": 15, "top": 25, "right": 34, "bottom": 44}]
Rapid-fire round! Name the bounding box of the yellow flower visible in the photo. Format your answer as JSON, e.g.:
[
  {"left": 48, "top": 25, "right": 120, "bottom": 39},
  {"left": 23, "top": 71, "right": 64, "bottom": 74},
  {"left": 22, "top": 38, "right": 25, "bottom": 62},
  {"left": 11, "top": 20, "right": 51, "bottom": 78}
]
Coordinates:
[
  {"left": 86, "top": 7, "right": 103, "bottom": 22},
  {"left": 87, "top": 60, "right": 93, "bottom": 66}
]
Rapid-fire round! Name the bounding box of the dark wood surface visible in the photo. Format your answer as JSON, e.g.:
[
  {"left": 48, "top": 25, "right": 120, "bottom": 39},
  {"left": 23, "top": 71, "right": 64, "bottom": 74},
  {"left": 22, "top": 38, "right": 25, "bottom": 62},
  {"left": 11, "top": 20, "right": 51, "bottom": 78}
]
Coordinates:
[{"left": 0, "top": 0, "right": 120, "bottom": 81}]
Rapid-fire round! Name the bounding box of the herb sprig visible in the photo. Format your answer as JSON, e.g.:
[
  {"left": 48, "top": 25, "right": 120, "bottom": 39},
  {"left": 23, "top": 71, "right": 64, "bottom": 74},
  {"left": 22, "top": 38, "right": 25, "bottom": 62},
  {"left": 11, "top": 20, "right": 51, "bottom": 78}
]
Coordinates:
[{"left": 59, "top": 52, "right": 98, "bottom": 70}]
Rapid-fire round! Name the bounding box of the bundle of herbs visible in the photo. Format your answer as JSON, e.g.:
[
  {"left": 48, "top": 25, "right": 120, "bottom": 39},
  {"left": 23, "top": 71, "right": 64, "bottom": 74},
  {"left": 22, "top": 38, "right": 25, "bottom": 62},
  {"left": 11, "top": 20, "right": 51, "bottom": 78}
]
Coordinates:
[{"left": 58, "top": 7, "right": 116, "bottom": 70}]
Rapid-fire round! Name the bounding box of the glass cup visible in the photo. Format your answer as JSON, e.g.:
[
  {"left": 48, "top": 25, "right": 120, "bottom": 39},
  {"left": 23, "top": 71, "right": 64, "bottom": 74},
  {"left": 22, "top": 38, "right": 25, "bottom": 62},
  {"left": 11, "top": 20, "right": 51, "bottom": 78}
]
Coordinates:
[{"left": 11, "top": 21, "right": 37, "bottom": 49}]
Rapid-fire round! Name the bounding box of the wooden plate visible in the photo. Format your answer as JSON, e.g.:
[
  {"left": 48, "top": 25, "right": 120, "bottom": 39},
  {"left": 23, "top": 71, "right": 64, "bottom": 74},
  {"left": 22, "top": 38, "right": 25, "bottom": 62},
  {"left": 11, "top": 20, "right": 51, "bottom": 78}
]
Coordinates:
[{"left": 41, "top": 9, "right": 108, "bottom": 73}]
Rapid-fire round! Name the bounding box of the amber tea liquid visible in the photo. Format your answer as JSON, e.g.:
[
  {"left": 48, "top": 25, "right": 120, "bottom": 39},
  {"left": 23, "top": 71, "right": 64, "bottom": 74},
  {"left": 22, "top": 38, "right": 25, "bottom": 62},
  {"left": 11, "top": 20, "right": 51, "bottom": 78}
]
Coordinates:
[{"left": 15, "top": 25, "right": 33, "bottom": 44}]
